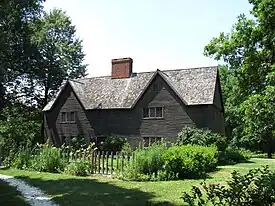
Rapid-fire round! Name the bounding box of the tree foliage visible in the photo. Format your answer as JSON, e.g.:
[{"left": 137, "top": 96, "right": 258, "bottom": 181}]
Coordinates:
[
  {"left": 205, "top": 0, "right": 275, "bottom": 156},
  {"left": 0, "top": 2, "right": 87, "bottom": 146},
  {"left": 30, "top": 9, "right": 87, "bottom": 107}
]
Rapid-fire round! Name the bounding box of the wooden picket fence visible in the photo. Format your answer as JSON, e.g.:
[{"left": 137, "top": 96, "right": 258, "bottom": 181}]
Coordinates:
[{"left": 61, "top": 150, "right": 134, "bottom": 175}]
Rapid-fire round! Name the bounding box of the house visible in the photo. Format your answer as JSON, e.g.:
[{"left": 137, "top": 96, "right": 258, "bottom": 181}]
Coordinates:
[{"left": 43, "top": 57, "right": 225, "bottom": 147}]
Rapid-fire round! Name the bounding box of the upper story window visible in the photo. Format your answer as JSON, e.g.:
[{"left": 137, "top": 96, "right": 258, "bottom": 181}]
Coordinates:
[
  {"left": 61, "top": 111, "right": 76, "bottom": 123},
  {"left": 143, "top": 107, "right": 163, "bottom": 119}
]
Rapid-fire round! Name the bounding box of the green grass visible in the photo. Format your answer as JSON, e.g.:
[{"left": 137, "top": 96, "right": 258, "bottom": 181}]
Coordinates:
[
  {"left": 0, "top": 158, "right": 274, "bottom": 206},
  {"left": 0, "top": 180, "right": 28, "bottom": 206}
]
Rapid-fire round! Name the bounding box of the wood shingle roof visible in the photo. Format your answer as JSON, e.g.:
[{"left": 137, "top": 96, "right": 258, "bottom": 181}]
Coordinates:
[{"left": 43, "top": 66, "right": 218, "bottom": 111}]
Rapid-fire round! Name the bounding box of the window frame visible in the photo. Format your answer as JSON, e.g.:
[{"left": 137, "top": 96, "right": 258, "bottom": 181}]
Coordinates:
[
  {"left": 60, "top": 111, "right": 76, "bottom": 123},
  {"left": 143, "top": 136, "right": 162, "bottom": 147},
  {"left": 142, "top": 107, "right": 164, "bottom": 119}
]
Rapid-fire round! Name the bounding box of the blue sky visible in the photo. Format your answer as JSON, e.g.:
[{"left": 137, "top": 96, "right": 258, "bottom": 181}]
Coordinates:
[{"left": 44, "top": 0, "right": 252, "bottom": 77}]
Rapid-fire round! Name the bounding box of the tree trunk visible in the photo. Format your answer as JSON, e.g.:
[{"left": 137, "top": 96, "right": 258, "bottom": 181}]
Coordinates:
[
  {"left": 40, "top": 86, "right": 49, "bottom": 144},
  {"left": 267, "top": 138, "right": 273, "bottom": 159}
]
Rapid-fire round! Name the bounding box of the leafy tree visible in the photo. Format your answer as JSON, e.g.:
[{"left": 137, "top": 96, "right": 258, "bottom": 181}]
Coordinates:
[
  {"left": 30, "top": 9, "right": 87, "bottom": 108},
  {"left": 0, "top": 0, "right": 44, "bottom": 92},
  {"left": 204, "top": 0, "right": 275, "bottom": 153},
  {"left": 218, "top": 65, "right": 243, "bottom": 144},
  {"left": 241, "top": 84, "right": 275, "bottom": 158},
  {"left": 0, "top": 104, "right": 41, "bottom": 150}
]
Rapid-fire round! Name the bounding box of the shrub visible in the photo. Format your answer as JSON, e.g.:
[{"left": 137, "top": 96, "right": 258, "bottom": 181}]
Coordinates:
[
  {"left": 163, "top": 145, "right": 218, "bottom": 179},
  {"left": 121, "top": 142, "right": 133, "bottom": 154},
  {"left": 102, "top": 136, "right": 126, "bottom": 152},
  {"left": 120, "top": 143, "right": 167, "bottom": 181},
  {"left": 9, "top": 146, "right": 32, "bottom": 169},
  {"left": 70, "top": 135, "right": 87, "bottom": 150},
  {"left": 64, "top": 160, "right": 91, "bottom": 176},
  {"left": 182, "top": 166, "right": 275, "bottom": 206},
  {"left": 218, "top": 147, "right": 252, "bottom": 165},
  {"left": 31, "top": 144, "right": 65, "bottom": 173},
  {"left": 177, "top": 127, "right": 228, "bottom": 151}
]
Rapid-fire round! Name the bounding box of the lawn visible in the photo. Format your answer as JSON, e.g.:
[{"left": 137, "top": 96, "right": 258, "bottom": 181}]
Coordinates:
[
  {"left": 0, "top": 180, "right": 28, "bottom": 206},
  {"left": 0, "top": 158, "right": 274, "bottom": 206}
]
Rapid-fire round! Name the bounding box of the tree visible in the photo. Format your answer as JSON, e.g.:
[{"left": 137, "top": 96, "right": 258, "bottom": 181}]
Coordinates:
[
  {"left": 30, "top": 9, "right": 87, "bottom": 108},
  {"left": 241, "top": 73, "right": 275, "bottom": 158},
  {"left": 0, "top": 0, "right": 44, "bottom": 89},
  {"left": 204, "top": 0, "right": 275, "bottom": 155}
]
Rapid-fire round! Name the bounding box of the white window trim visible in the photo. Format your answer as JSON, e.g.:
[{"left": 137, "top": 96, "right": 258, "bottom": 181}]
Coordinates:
[
  {"left": 143, "top": 136, "right": 162, "bottom": 147},
  {"left": 143, "top": 107, "right": 164, "bottom": 119}
]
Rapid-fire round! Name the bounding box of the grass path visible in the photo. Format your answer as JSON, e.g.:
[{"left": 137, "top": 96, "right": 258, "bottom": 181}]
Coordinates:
[{"left": 0, "top": 158, "right": 274, "bottom": 206}]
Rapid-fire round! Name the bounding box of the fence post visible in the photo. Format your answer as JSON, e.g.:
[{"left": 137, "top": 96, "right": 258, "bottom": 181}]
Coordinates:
[
  {"left": 97, "top": 151, "right": 101, "bottom": 174},
  {"left": 102, "top": 151, "right": 105, "bottom": 174},
  {"left": 91, "top": 151, "right": 94, "bottom": 174},
  {"left": 121, "top": 152, "right": 124, "bottom": 172},
  {"left": 106, "top": 151, "right": 109, "bottom": 175},
  {"left": 110, "top": 151, "right": 114, "bottom": 175}
]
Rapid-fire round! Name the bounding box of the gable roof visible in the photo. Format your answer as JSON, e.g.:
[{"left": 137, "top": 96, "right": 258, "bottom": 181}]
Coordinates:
[{"left": 43, "top": 66, "right": 218, "bottom": 111}]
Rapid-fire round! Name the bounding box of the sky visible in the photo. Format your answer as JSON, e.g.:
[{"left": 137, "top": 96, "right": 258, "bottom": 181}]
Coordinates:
[{"left": 43, "top": 0, "right": 252, "bottom": 77}]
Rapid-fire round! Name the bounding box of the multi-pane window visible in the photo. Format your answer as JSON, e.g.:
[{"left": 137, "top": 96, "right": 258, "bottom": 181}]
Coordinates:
[
  {"left": 143, "top": 107, "right": 163, "bottom": 119},
  {"left": 61, "top": 111, "right": 76, "bottom": 123},
  {"left": 143, "top": 137, "right": 162, "bottom": 147}
]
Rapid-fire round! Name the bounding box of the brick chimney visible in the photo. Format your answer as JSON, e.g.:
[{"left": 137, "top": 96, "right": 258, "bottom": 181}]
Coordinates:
[{"left": 111, "top": 57, "right": 133, "bottom": 78}]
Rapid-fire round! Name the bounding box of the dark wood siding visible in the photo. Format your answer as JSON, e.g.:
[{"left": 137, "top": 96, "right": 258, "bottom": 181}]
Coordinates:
[
  {"left": 44, "top": 84, "right": 92, "bottom": 145},
  {"left": 137, "top": 76, "right": 194, "bottom": 141},
  {"left": 84, "top": 75, "right": 195, "bottom": 146}
]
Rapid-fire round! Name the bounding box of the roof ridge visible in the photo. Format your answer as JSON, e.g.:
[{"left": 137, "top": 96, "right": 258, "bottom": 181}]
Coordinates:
[
  {"left": 160, "top": 66, "right": 218, "bottom": 72},
  {"left": 76, "top": 66, "right": 218, "bottom": 80}
]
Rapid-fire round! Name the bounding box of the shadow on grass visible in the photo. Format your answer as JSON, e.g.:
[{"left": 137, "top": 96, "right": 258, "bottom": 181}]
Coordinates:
[
  {"left": 13, "top": 175, "right": 174, "bottom": 206},
  {"left": 218, "top": 159, "right": 254, "bottom": 166},
  {"left": 0, "top": 180, "right": 28, "bottom": 206}
]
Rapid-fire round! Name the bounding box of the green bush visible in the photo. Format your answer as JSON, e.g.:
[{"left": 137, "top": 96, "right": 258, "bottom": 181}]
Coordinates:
[
  {"left": 121, "top": 142, "right": 133, "bottom": 154},
  {"left": 102, "top": 136, "right": 126, "bottom": 152},
  {"left": 9, "top": 146, "right": 32, "bottom": 169},
  {"left": 31, "top": 144, "right": 65, "bottom": 173},
  {"left": 218, "top": 147, "right": 252, "bottom": 165},
  {"left": 182, "top": 166, "right": 275, "bottom": 206},
  {"left": 163, "top": 145, "right": 218, "bottom": 179},
  {"left": 64, "top": 160, "right": 91, "bottom": 176},
  {"left": 70, "top": 135, "right": 87, "bottom": 150},
  {"left": 177, "top": 127, "right": 228, "bottom": 151},
  {"left": 120, "top": 143, "right": 167, "bottom": 181}
]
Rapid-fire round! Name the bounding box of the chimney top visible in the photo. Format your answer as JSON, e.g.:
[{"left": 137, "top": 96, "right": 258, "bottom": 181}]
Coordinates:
[{"left": 111, "top": 57, "right": 133, "bottom": 79}]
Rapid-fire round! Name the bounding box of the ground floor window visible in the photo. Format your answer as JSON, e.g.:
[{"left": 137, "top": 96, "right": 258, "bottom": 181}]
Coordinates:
[{"left": 143, "top": 137, "right": 162, "bottom": 147}]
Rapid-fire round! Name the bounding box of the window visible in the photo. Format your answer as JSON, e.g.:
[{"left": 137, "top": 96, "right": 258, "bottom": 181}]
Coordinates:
[
  {"left": 143, "top": 137, "right": 162, "bottom": 147},
  {"left": 60, "top": 111, "right": 76, "bottom": 123},
  {"left": 143, "top": 107, "right": 163, "bottom": 119}
]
